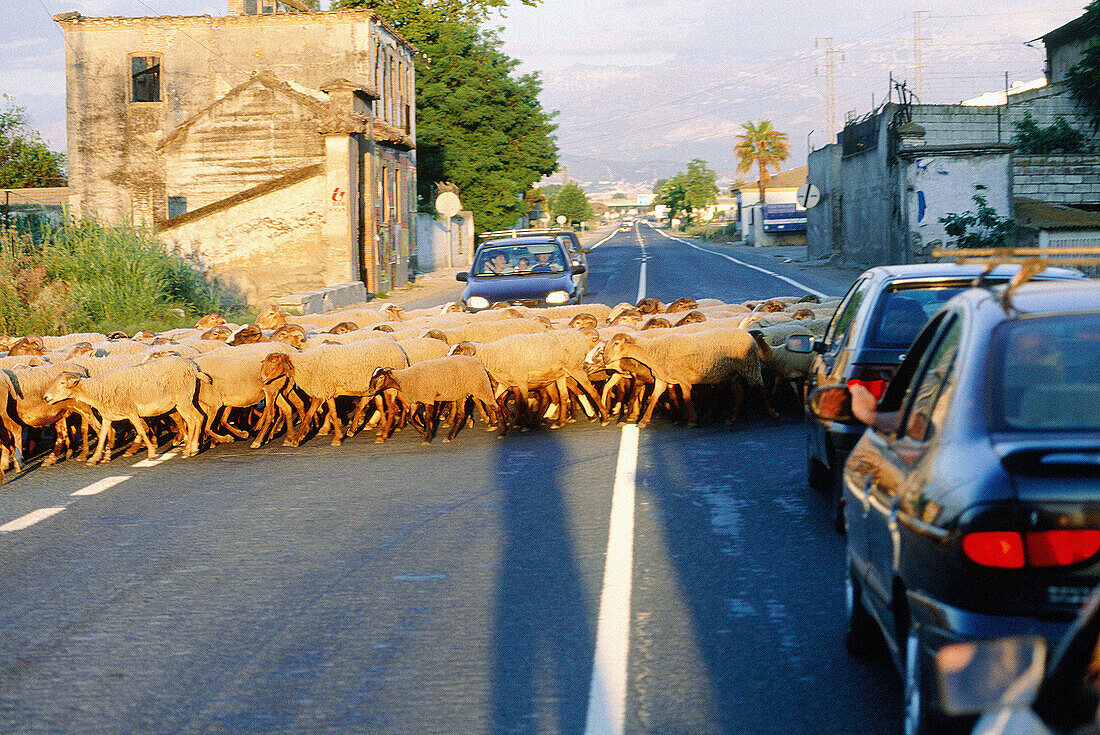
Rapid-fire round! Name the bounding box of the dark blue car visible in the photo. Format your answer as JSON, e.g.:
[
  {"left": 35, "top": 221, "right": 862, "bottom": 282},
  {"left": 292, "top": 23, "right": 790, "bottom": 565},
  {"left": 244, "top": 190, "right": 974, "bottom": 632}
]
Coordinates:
[{"left": 456, "top": 236, "right": 584, "bottom": 311}]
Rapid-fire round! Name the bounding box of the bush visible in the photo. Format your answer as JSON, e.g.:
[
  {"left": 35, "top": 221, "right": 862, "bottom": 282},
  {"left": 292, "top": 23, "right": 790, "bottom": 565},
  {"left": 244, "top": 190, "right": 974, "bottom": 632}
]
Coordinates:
[
  {"left": 1012, "top": 112, "right": 1086, "bottom": 154},
  {"left": 0, "top": 217, "right": 239, "bottom": 335}
]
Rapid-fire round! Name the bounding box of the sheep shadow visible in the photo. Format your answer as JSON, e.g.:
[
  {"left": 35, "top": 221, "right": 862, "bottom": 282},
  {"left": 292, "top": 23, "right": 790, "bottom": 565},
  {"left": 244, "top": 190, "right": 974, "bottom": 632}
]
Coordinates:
[{"left": 489, "top": 429, "right": 594, "bottom": 733}]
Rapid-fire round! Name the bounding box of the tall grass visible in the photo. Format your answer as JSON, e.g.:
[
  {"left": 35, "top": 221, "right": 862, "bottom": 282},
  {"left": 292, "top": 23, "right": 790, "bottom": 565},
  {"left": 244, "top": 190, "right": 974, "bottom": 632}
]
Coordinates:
[{"left": 0, "top": 216, "right": 239, "bottom": 336}]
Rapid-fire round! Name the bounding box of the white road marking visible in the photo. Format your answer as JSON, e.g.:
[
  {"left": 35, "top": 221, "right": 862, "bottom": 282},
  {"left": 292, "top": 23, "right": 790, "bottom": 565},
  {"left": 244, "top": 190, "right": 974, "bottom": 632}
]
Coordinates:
[
  {"left": 131, "top": 450, "right": 178, "bottom": 468},
  {"left": 0, "top": 507, "right": 65, "bottom": 533},
  {"left": 71, "top": 476, "right": 132, "bottom": 496},
  {"left": 587, "top": 231, "right": 617, "bottom": 250},
  {"left": 584, "top": 424, "right": 639, "bottom": 735},
  {"left": 650, "top": 226, "right": 831, "bottom": 298},
  {"left": 635, "top": 227, "right": 647, "bottom": 303}
]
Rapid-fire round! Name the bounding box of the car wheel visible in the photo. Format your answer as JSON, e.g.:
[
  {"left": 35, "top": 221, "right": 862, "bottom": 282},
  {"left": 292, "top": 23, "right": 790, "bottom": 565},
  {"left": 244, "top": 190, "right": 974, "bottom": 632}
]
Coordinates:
[
  {"left": 844, "top": 551, "right": 880, "bottom": 658},
  {"left": 903, "top": 624, "right": 960, "bottom": 735}
]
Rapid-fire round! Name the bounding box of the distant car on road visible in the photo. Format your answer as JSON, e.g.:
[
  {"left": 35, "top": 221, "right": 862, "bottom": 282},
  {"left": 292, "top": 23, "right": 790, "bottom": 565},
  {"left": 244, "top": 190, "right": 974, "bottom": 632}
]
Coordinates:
[
  {"left": 457, "top": 235, "right": 584, "bottom": 311},
  {"left": 618, "top": 222, "right": 632, "bottom": 233},
  {"left": 795, "top": 263, "right": 1085, "bottom": 530},
  {"left": 808, "top": 278, "right": 1100, "bottom": 735}
]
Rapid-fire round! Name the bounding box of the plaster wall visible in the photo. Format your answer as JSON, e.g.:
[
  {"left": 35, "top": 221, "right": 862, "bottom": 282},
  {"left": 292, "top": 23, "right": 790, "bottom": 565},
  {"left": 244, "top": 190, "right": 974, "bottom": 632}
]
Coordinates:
[
  {"left": 806, "top": 144, "right": 842, "bottom": 259},
  {"left": 159, "top": 174, "right": 325, "bottom": 304}
]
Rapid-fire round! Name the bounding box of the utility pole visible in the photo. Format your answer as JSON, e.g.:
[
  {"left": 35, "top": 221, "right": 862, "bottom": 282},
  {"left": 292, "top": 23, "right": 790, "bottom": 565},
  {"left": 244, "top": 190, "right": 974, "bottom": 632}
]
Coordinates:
[
  {"left": 815, "top": 37, "right": 843, "bottom": 144},
  {"left": 907, "top": 10, "right": 930, "bottom": 102}
]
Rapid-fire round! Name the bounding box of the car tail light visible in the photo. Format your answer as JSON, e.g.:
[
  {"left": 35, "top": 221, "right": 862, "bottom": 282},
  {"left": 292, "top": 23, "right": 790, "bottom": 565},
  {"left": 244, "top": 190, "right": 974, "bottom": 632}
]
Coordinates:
[
  {"left": 962, "top": 530, "right": 1100, "bottom": 568},
  {"left": 963, "top": 532, "right": 1026, "bottom": 569},
  {"left": 1026, "top": 530, "right": 1100, "bottom": 567}
]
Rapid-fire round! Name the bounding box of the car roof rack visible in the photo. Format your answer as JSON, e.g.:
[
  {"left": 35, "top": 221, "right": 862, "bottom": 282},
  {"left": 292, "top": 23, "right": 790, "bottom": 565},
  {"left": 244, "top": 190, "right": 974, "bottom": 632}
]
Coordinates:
[
  {"left": 478, "top": 227, "right": 574, "bottom": 242},
  {"left": 932, "top": 246, "right": 1100, "bottom": 310}
]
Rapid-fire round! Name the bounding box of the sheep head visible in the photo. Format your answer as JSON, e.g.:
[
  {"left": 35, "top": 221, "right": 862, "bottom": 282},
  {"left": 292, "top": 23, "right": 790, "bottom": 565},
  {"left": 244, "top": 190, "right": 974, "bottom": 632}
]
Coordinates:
[
  {"left": 531, "top": 315, "right": 552, "bottom": 328},
  {"left": 372, "top": 324, "right": 395, "bottom": 333},
  {"left": 255, "top": 304, "right": 289, "bottom": 330},
  {"left": 797, "top": 294, "right": 821, "bottom": 304},
  {"left": 64, "top": 342, "right": 96, "bottom": 359},
  {"left": 790, "top": 309, "right": 815, "bottom": 320},
  {"left": 583, "top": 342, "right": 606, "bottom": 373},
  {"left": 325, "top": 321, "right": 358, "bottom": 335},
  {"left": 43, "top": 371, "right": 83, "bottom": 404},
  {"left": 368, "top": 366, "right": 397, "bottom": 396},
  {"left": 448, "top": 342, "right": 477, "bottom": 357},
  {"left": 604, "top": 333, "right": 637, "bottom": 362},
  {"left": 270, "top": 324, "right": 307, "bottom": 348},
  {"left": 106, "top": 330, "right": 128, "bottom": 340},
  {"left": 201, "top": 325, "right": 232, "bottom": 341},
  {"left": 419, "top": 328, "right": 449, "bottom": 343},
  {"left": 259, "top": 352, "right": 294, "bottom": 384},
  {"left": 229, "top": 324, "right": 266, "bottom": 346},
  {"left": 636, "top": 297, "right": 662, "bottom": 314},
  {"left": 607, "top": 302, "right": 635, "bottom": 323},
  {"left": 8, "top": 336, "right": 46, "bottom": 356},
  {"left": 675, "top": 311, "right": 706, "bottom": 327},
  {"left": 195, "top": 313, "right": 227, "bottom": 329},
  {"left": 666, "top": 297, "right": 698, "bottom": 313},
  {"left": 755, "top": 300, "right": 785, "bottom": 314},
  {"left": 489, "top": 301, "right": 512, "bottom": 310},
  {"left": 440, "top": 301, "right": 466, "bottom": 314},
  {"left": 642, "top": 317, "right": 671, "bottom": 330},
  {"left": 610, "top": 309, "right": 643, "bottom": 327},
  {"left": 379, "top": 303, "right": 405, "bottom": 321},
  {"left": 133, "top": 330, "right": 156, "bottom": 341},
  {"left": 577, "top": 326, "right": 601, "bottom": 345},
  {"left": 569, "top": 313, "right": 599, "bottom": 330}
]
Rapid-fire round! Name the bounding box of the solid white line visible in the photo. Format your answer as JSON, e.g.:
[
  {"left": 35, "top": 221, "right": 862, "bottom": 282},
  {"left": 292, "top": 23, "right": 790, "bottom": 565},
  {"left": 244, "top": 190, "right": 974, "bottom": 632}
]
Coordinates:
[
  {"left": 0, "top": 507, "right": 65, "bottom": 533},
  {"left": 584, "top": 424, "right": 639, "bottom": 735},
  {"left": 651, "top": 227, "right": 831, "bottom": 298},
  {"left": 71, "top": 475, "right": 132, "bottom": 497},
  {"left": 587, "top": 231, "right": 617, "bottom": 250},
  {"left": 636, "top": 228, "right": 647, "bottom": 302}
]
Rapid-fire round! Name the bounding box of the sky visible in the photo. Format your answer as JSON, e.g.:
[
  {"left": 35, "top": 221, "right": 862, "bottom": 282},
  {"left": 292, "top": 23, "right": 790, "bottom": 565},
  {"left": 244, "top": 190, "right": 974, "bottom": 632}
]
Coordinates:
[{"left": 1, "top": 0, "right": 1091, "bottom": 189}]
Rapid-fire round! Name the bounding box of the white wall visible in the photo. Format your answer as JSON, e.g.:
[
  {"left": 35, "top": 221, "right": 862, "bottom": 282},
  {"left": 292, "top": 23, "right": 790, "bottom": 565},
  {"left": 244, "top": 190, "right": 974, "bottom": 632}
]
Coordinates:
[{"left": 904, "top": 151, "right": 1011, "bottom": 255}]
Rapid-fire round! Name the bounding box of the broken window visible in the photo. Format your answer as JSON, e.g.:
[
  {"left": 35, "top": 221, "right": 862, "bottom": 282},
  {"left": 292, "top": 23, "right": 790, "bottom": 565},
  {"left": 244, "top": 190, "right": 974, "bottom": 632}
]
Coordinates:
[{"left": 131, "top": 55, "right": 161, "bottom": 103}]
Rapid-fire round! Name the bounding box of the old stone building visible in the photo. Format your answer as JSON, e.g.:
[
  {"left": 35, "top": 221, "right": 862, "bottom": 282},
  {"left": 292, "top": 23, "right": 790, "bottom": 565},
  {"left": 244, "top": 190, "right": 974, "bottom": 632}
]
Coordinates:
[{"left": 55, "top": 1, "right": 416, "bottom": 305}]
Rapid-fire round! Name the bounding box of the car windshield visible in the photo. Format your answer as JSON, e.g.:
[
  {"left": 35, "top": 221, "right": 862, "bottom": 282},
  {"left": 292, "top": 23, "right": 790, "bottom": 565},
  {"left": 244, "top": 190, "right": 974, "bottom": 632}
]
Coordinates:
[
  {"left": 474, "top": 244, "right": 564, "bottom": 276},
  {"left": 865, "top": 285, "right": 968, "bottom": 349},
  {"left": 996, "top": 313, "right": 1100, "bottom": 431}
]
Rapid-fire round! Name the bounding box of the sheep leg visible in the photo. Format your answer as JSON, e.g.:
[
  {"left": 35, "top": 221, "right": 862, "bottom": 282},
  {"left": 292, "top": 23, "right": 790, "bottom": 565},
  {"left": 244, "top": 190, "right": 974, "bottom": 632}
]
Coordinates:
[
  {"left": 87, "top": 416, "right": 115, "bottom": 465},
  {"left": 253, "top": 380, "right": 292, "bottom": 448},
  {"left": 419, "top": 402, "right": 437, "bottom": 444},
  {"left": 126, "top": 415, "right": 159, "bottom": 460},
  {"left": 289, "top": 397, "right": 324, "bottom": 446},
  {"left": 638, "top": 378, "right": 668, "bottom": 429},
  {"left": 375, "top": 390, "right": 401, "bottom": 443},
  {"left": 551, "top": 377, "right": 570, "bottom": 429},
  {"left": 205, "top": 406, "right": 235, "bottom": 444},
  {"left": 568, "top": 370, "right": 608, "bottom": 425},
  {"left": 326, "top": 398, "right": 344, "bottom": 446},
  {"left": 601, "top": 373, "right": 623, "bottom": 418},
  {"left": 444, "top": 400, "right": 467, "bottom": 443},
  {"left": 757, "top": 380, "right": 781, "bottom": 420},
  {"left": 728, "top": 381, "right": 746, "bottom": 424},
  {"left": 681, "top": 383, "right": 698, "bottom": 426},
  {"left": 219, "top": 409, "right": 249, "bottom": 440},
  {"left": 176, "top": 401, "right": 205, "bottom": 458}
]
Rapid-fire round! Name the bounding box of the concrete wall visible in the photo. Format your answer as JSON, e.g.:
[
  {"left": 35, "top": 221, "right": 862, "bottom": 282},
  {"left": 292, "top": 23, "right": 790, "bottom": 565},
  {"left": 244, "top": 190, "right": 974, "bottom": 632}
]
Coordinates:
[
  {"left": 806, "top": 144, "right": 842, "bottom": 259},
  {"left": 903, "top": 150, "right": 1012, "bottom": 257},
  {"left": 415, "top": 211, "right": 474, "bottom": 273},
  {"left": 840, "top": 111, "right": 899, "bottom": 266},
  {"left": 159, "top": 173, "right": 326, "bottom": 304},
  {"left": 1013, "top": 154, "right": 1100, "bottom": 205}
]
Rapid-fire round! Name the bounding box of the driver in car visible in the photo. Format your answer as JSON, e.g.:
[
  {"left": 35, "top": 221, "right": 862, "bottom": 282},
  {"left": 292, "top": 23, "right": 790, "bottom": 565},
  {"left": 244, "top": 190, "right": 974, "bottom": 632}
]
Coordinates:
[{"left": 531, "top": 251, "right": 563, "bottom": 273}]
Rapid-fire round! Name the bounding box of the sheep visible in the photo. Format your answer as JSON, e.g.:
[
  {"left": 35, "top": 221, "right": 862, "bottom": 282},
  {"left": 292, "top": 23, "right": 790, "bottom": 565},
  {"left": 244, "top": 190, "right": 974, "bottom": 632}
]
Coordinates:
[
  {"left": 674, "top": 311, "right": 707, "bottom": 327},
  {"left": 439, "top": 318, "right": 548, "bottom": 345},
  {"left": 258, "top": 337, "right": 410, "bottom": 446},
  {"left": 7, "top": 336, "right": 46, "bottom": 357},
  {"left": 602, "top": 327, "right": 777, "bottom": 428},
  {"left": 368, "top": 355, "right": 503, "bottom": 443},
  {"left": 196, "top": 313, "right": 227, "bottom": 329},
  {"left": 396, "top": 337, "right": 451, "bottom": 364},
  {"left": 636, "top": 298, "right": 664, "bottom": 314},
  {"left": 609, "top": 308, "right": 644, "bottom": 328},
  {"left": 737, "top": 312, "right": 793, "bottom": 330},
  {"left": 228, "top": 324, "right": 267, "bottom": 346},
  {"left": 568, "top": 313, "right": 599, "bottom": 330},
  {"left": 42, "top": 355, "right": 210, "bottom": 464},
  {"left": 41, "top": 333, "right": 107, "bottom": 349},
  {"left": 748, "top": 327, "right": 818, "bottom": 404},
  {"left": 665, "top": 297, "right": 699, "bottom": 313}
]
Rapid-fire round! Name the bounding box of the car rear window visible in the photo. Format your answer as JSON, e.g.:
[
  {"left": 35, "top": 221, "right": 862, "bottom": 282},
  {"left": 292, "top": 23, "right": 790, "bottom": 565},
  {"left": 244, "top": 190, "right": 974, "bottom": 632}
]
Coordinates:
[
  {"left": 865, "top": 285, "right": 968, "bottom": 349},
  {"left": 996, "top": 313, "right": 1100, "bottom": 431}
]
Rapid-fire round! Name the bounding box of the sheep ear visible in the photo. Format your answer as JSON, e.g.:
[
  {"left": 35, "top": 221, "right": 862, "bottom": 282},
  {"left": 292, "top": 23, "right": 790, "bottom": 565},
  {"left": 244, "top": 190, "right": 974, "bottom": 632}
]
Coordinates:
[{"left": 371, "top": 366, "right": 386, "bottom": 380}]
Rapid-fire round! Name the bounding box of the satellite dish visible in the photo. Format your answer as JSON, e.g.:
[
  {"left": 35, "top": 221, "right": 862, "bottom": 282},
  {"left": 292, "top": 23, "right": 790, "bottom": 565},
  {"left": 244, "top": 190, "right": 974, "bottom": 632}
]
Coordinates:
[
  {"left": 796, "top": 183, "right": 822, "bottom": 209},
  {"left": 435, "top": 191, "right": 461, "bottom": 219}
]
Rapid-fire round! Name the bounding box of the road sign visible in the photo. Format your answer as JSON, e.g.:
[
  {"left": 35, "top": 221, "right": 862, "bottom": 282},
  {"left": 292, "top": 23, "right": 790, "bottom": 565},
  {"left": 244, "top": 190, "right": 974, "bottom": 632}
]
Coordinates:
[
  {"left": 796, "top": 183, "right": 822, "bottom": 209},
  {"left": 435, "top": 192, "right": 461, "bottom": 219},
  {"left": 556, "top": 215, "right": 567, "bottom": 225}
]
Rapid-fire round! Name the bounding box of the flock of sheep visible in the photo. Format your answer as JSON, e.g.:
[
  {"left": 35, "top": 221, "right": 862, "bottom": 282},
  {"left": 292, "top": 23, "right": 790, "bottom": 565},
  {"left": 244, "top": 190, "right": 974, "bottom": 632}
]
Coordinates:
[{"left": 0, "top": 294, "right": 839, "bottom": 482}]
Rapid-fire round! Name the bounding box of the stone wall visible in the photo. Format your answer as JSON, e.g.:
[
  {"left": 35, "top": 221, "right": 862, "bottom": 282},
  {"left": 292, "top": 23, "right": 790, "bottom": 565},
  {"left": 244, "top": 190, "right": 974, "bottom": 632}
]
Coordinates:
[
  {"left": 159, "top": 173, "right": 326, "bottom": 304},
  {"left": 806, "top": 144, "right": 842, "bottom": 259},
  {"left": 1013, "top": 155, "right": 1100, "bottom": 206}
]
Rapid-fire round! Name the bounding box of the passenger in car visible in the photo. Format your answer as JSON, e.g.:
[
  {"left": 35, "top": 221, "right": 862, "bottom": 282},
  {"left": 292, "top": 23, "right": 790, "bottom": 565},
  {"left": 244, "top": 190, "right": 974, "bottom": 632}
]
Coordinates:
[
  {"left": 850, "top": 383, "right": 901, "bottom": 434},
  {"left": 481, "top": 253, "right": 513, "bottom": 275},
  {"left": 532, "top": 251, "right": 563, "bottom": 273}
]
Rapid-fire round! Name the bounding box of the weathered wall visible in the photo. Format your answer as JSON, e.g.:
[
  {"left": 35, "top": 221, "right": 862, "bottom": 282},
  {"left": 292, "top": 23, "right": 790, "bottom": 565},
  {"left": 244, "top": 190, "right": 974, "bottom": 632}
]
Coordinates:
[
  {"left": 159, "top": 174, "right": 326, "bottom": 304},
  {"left": 414, "top": 211, "right": 474, "bottom": 274},
  {"left": 840, "top": 112, "right": 897, "bottom": 266},
  {"left": 1013, "top": 154, "right": 1100, "bottom": 205},
  {"left": 806, "top": 144, "right": 842, "bottom": 259},
  {"left": 903, "top": 151, "right": 1012, "bottom": 257}
]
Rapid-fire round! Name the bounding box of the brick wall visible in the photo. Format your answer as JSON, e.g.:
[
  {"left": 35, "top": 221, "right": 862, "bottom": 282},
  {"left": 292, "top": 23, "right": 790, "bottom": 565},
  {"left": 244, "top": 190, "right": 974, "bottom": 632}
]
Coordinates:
[{"left": 1013, "top": 155, "right": 1100, "bottom": 205}]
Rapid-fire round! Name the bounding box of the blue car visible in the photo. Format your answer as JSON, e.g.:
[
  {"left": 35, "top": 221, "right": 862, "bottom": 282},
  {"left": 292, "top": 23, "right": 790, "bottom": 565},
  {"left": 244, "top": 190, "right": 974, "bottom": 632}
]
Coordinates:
[{"left": 456, "top": 236, "right": 584, "bottom": 311}]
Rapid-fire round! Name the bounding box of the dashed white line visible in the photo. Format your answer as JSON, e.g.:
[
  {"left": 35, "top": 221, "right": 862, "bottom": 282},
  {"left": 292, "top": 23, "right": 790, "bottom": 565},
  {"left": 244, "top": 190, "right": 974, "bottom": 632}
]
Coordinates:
[
  {"left": 584, "top": 424, "right": 639, "bottom": 735},
  {"left": 0, "top": 507, "right": 66, "bottom": 533},
  {"left": 132, "top": 450, "right": 178, "bottom": 468},
  {"left": 71, "top": 476, "right": 132, "bottom": 496},
  {"left": 650, "top": 226, "right": 831, "bottom": 299}
]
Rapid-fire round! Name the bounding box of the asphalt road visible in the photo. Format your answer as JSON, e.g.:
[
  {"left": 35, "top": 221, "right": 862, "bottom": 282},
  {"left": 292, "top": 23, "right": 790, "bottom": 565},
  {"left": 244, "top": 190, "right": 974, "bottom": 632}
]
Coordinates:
[{"left": 0, "top": 223, "right": 903, "bottom": 734}]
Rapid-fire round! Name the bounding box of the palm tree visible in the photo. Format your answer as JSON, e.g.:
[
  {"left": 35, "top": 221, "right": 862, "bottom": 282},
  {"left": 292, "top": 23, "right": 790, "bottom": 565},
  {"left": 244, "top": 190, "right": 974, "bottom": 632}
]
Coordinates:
[{"left": 734, "top": 120, "right": 790, "bottom": 204}]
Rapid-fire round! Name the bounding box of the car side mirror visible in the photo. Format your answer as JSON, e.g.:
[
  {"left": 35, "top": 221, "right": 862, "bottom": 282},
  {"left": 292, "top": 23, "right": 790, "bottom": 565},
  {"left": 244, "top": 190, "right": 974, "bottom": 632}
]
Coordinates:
[
  {"left": 786, "top": 334, "right": 815, "bottom": 353},
  {"left": 935, "top": 636, "right": 1047, "bottom": 716},
  {"left": 456, "top": 272, "right": 468, "bottom": 282},
  {"left": 808, "top": 385, "right": 853, "bottom": 422},
  {"left": 571, "top": 265, "right": 587, "bottom": 276}
]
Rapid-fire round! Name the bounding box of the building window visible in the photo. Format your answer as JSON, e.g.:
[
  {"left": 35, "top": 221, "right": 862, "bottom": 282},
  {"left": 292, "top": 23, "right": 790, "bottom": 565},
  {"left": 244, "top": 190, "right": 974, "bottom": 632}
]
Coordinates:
[
  {"left": 260, "top": 0, "right": 276, "bottom": 13},
  {"left": 131, "top": 55, "right": 161, "bottom": 103},
  {"left": 244, "top": 0, "right": 257, "bottom": 12},
  {"left": 167, "top": 196, "right": 187, "bottom": 219}
]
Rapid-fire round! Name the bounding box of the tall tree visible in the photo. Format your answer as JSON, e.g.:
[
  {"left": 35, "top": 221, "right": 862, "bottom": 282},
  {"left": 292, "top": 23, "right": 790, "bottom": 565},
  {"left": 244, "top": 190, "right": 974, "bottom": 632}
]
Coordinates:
[
  {"left": 552, "top": 181, "right": 592, "bottom": 225},
  {"left": 682, "top": 158, "right": 718, "bottom": 214},
  {"left": 734, "top": 120, "right": 789, "bottom": 204},
  {"left": 336, "top": 0, "right": 558, "bottom": 231},
  {"left": 0, "top": 96, "right": 66, "bottom": 189}
]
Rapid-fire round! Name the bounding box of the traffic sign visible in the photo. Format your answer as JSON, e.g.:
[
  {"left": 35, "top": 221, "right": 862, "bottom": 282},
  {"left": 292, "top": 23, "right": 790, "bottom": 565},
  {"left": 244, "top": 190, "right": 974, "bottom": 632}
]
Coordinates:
[
  {"left": 796, "top": 183, "right": 821, "bottom": 209},
  {"left": 435, "top": 192, "right": 461, "bottom": 219}
]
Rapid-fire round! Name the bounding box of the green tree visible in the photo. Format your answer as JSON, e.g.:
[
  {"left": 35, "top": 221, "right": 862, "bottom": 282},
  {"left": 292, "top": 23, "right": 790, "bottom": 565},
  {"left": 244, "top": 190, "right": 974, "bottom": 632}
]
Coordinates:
[
  {"left": 656, "top": 176, "right": 688, "bottom": 226},
  {"left": 552, "top": 181, "right": 592, "bottom": 225},
  {"left": 940, "top": 195, "right": 1014, "bottom": 249},
  {"left": 336, "top": 1, "right": 557, "bottom": 231},
  {"left": 1012, "top": 112, "right": 1086, "bottom": 154},
  {"left": 734, "top": 120, "right": 789, "bottom": 203},
  {"left": 1067, "top": 0, "right": 1100, "bottom": 132},
  {"left": 0, "top": 96, "right": 66, "bottom": 189},
  {"left": 682, "top": 158, "right": 718, "bottom": 215}
]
